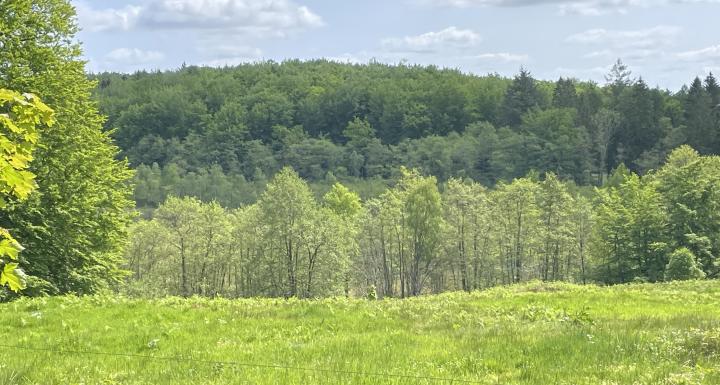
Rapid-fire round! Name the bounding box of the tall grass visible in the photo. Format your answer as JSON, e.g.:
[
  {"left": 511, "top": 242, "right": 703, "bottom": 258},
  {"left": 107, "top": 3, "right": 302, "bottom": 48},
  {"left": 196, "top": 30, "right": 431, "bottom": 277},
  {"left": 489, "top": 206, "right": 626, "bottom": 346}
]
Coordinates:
[{"left": 0, "top": 280, "right": 718, "bottom": 384}]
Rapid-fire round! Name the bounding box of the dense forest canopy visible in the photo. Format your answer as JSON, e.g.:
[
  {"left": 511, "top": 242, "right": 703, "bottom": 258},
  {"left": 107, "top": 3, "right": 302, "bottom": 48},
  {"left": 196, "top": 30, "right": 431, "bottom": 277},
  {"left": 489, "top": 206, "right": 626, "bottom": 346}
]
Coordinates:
[
  {"left": 83, "top": 59, "right": 720, "bottom": 298},
  {"left": 91, "top": 60, "right": 720, "bottom": 209},
  {"left": 93, "top": 61, "right": 720, "bottom": 297},
  {"left": 1, "top": 0, "right": 719, "bottom": 299}
]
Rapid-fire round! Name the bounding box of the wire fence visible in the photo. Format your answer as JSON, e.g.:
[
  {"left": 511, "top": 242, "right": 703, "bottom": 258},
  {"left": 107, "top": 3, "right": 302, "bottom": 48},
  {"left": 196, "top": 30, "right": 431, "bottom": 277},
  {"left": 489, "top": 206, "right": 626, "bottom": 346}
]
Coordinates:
[{"left": 0, "top": 343, "right": 486, "bottom": 384}]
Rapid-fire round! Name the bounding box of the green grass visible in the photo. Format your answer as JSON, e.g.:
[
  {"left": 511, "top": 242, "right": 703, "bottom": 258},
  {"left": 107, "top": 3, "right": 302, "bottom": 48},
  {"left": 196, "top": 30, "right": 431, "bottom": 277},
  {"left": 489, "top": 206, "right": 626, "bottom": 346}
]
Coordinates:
[{"left": 1, "top": 281, "right": 719, "bottom": 385}]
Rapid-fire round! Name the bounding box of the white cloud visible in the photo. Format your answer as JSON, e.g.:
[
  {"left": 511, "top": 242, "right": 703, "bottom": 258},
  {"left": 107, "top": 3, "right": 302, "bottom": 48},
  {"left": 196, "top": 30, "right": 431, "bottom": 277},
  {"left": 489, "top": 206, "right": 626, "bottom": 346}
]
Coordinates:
[
  {"left": 75, "top": 3, "right": 142, "bottom": 32},
  {"left": 76, "top": 0, "right": 323, "bottom": 35},
  {"left": 76, "top": 0, "right": 321, "bottom": 71},
  {"left": 199, "top": 45, "right": 263, "bottom": 60},
  {"left": 676, "top": 45, "right": 720, "bottom": 61},
  {"left": 419, "top": 0, "right": 720, "bottom": 15},
  {"left": 104, "top": 48, "right": 165, "bottom": 64},
  {"left": 566, "top": 25, "right": 681, "bottom": 49},
  {"left": 382, "top": 27, "right": 481, "bottom": 53},
  {"left": 550, "top": 64, "right": 614, "bottom": 81},
  {"left": 567, "top": 26, "right": 680, "bottom": 63},
  {"left": 583, "top": 50, "right": 612, "bottom": 58},
  {"left": 474, "top": 52, "right": 529, "bottom": 62}
]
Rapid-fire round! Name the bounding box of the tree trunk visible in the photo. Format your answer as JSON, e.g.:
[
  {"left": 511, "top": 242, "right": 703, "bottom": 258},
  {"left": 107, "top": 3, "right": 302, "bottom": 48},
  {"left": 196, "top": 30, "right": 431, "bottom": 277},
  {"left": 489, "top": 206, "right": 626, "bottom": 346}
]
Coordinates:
[{"left": 180, "top": 239, "right": 189, "bottom": 297}]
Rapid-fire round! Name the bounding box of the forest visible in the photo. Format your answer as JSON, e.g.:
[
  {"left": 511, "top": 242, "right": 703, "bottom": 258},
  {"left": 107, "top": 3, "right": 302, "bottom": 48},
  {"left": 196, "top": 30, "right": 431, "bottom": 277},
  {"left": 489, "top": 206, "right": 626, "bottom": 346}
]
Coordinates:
[
  {"left": 91, "top": 31, "right": 720, "bottom": 299},
  {"left": 3, "top": 1, "right": 720, "bottom": 384},
  {"left": 125, "top": 148, "right": 718, "bottom": 298},
  {"left": 92, "top": 59, "right": 720, "bottom": 210},
  {"left": 1, "top": 1, "right": 719, "bottom": 300}
]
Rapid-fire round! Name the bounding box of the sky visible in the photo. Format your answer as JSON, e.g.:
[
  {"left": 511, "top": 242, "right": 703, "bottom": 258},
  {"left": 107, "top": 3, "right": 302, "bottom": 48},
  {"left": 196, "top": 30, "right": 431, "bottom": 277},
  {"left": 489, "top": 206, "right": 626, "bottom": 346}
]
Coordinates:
[{"left": 72, "top": 0, "right": 720, "bottom": 91}]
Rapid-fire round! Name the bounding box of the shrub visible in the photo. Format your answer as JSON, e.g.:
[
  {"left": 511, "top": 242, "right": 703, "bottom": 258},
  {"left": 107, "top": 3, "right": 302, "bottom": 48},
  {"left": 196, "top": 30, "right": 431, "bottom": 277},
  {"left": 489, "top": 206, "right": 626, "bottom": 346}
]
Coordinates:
[{"left": 664, "top": 247, "right": 705, "bottom": 281}]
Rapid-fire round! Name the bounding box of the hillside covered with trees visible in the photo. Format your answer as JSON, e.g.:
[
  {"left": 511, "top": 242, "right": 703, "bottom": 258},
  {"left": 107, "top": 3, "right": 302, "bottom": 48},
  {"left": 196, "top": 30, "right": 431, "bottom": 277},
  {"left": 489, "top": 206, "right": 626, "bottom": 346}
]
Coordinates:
[
  {"left": 91, "top": 60, "right": 720, "bottom": 298},
  {"left": 3, "top": 1, "right": 720, "bottom": 384},
  {"left": 92, "top": 61, "right": 720, "bottom": 209},
  {"left": 1, "top": 0, "right": 719, "bottom": 300}
]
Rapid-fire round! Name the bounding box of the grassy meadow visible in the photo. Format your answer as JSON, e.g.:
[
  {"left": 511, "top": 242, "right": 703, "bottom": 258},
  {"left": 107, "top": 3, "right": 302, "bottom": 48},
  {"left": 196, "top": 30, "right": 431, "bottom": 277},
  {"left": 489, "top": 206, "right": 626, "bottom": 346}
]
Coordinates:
[{"left": 0, "top": 280, "right": 719, "bottom": 385}]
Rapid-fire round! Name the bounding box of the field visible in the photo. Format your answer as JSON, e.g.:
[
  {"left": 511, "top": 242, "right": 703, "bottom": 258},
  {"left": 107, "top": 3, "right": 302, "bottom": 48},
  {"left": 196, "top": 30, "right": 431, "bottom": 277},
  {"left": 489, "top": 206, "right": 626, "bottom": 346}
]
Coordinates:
[{"left": 0, "top": 281, "right": 719, "bottom": 385}]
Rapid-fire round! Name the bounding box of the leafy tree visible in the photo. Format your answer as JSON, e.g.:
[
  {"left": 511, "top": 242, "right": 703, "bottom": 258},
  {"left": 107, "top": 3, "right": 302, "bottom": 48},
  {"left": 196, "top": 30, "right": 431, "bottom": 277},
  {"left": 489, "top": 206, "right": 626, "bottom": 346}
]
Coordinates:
[
  {"left": 664, "top": 247, "right": 705, "bottom": 281},
  {"left": 442, "top": 178, "right": 487, "bottom": 291},
  {"left": 572, "top": 195, "right": 594, "bottom": 284},
  {"left": 154, "top": 196, "right": 204, "bottom": 297},
  {"left": 613, "top": 79, "right": 663, "bottom": 169},
  {"left": 491, "top": 176, "right": 541, "bottom": 283},
  {"left": 537, "top": 173, "right": 574, "bottom": 281},
  {"left": 520, "top": 108, "right": 591, "bottom": 181},
  {"left": 233, "top": 168, "right": 357, "bottom": 297},
  {"left": 592, "top": 174, "right": 668, "bottom": 283},
  {"left": 324, "top": 182, "right": 362, "bottom": 218},
  {"left": 0, "top": 89, "right": 54, "bottom": 293},
  {"left": 655, "top": 146, "right": 720, "bottom": 277},
  {"left": 343, "top": 117, "right": 376, "bottom": 146},
  {"left": 0, "top": 0, "right": 135, "bottom": 294},
  {"left": 130, "top": 197, "right": 234, "bottom": 297},
  {"left": 399, "top": 168, "right": 443, "bottom": 295}
]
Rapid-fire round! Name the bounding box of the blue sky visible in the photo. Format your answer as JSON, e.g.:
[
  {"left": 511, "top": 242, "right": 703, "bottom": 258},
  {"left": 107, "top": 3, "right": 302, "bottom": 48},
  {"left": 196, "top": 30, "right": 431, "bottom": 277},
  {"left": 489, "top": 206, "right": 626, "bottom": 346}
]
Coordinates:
[{"left": 73, "top": 0, "right": 720, "bottom": 90}]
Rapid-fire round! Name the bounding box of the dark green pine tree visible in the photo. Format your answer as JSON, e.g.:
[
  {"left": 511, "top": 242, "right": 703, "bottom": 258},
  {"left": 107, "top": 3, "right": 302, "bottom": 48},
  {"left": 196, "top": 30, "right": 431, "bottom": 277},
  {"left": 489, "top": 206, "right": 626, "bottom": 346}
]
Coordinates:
[
  {"left": 500, "top": 68, "right": 545, "bottom": 128},
  {"left": 705, "top": 73, "right": 720, "bottom": 152},
  {"left": 612, "top": 78, "right": 662, "bottom": 169},
  {"left": 576, "top": 86, "right": 603, "bottom": 129},
  {"left": 684, "top": 77, "right": 715, "bottom": 153},
  {"left": 552, "top": 77, "right": 579, "bottom": 109},
  {"left": 705, "top": 73, "right": 720, "bottom": 106}
]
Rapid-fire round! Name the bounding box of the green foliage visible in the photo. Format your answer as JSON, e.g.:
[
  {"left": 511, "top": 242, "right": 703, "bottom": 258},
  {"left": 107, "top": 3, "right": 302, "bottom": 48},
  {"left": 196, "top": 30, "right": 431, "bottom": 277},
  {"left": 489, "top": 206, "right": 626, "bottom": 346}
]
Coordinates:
[
  {"left": 0, "top": 90, "right": 55, "bottom": 204},
  {"left": 126, "top": 145, "right": 720, "bottom": 299},
  {"left": 664, "top": 247, "right": 706, "bottom": 281},
  {"left": 500, "top": 68, "right": 547, "bottom": 127},
  {"left": 95, "top": 61, "right": 720, "bottom": 210},
  {"left": 0, "top": 89, "right": 54, "bottom": 293},
  {"left": 684, "top": 78, "right": 716, "bottom": 153},
  {"left": 0, "top": 0, "right": 135, "bottom": 294},
  {"left": 400, "top": 168, "right": 444, "bottom": 295},
  {"left": 126, "top": 168, "right": 356, "bottom": 298},
  {"left": 654, "top": 146, "right": 720, "bottom": 277},
  {"left": 592, "top": 174, "right": 669, "bottom": 283},
  {"left": 323, "top": 182, "right": 361, "bottom": 218}
]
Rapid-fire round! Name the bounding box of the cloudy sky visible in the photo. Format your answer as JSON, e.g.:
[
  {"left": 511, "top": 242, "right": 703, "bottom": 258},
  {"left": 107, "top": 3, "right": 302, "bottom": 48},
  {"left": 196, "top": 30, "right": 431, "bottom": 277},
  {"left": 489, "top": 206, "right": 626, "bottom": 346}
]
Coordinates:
[{"left": 74, "top": 0, "right": 720, "bottom": 90}]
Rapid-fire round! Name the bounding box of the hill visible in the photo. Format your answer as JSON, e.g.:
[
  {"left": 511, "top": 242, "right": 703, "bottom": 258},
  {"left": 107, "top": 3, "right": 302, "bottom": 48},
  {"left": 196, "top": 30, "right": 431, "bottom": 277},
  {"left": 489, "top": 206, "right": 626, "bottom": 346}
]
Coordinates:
[
  {"left": 91, "top": 61, "right": 720, "bottom": 209},
  {"left": 2, "top": 280, "right": 719, "bottom": 384}
]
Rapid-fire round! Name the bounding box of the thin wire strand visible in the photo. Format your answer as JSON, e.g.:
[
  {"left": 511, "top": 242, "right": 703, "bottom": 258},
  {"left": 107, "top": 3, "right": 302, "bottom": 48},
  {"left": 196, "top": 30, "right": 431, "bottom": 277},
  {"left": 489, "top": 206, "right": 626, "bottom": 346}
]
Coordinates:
[{"left": 0, "top": 344, "right": 484, "bottom": 384}]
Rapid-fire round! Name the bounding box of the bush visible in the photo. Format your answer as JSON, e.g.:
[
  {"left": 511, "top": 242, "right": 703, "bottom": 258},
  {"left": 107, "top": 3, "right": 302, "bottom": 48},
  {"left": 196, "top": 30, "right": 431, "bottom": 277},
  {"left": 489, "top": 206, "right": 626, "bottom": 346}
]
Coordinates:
[{"left": 664, "top": 247, "right": 705, "bottom": 281}]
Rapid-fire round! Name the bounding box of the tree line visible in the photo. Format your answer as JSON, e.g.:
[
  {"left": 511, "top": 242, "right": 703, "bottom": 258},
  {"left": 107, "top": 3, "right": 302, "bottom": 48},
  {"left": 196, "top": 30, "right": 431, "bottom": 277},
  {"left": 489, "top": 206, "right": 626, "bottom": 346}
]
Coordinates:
[
  {"left": 125, "top": 146, "right": 718, "bottom": 298},
  {"left": 93, "top": 61, "right": 720, "bottom": 210},
  {"left": 1, "top": 0, "right": 718, "bottom": 299}
]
